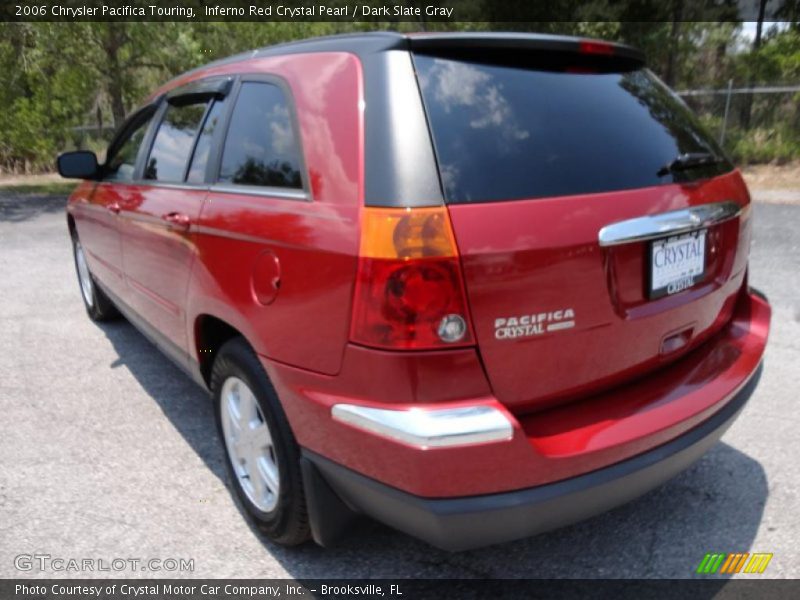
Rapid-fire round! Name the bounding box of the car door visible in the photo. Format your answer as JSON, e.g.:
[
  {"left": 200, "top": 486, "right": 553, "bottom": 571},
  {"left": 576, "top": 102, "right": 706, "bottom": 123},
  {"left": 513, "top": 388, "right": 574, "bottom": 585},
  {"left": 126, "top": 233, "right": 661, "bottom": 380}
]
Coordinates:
[
  {"left": 120, "top": 79, "right": 231, "bottom": 355},
  {"left": 77, "top": 107, "right": 155, "bottom": 297}
]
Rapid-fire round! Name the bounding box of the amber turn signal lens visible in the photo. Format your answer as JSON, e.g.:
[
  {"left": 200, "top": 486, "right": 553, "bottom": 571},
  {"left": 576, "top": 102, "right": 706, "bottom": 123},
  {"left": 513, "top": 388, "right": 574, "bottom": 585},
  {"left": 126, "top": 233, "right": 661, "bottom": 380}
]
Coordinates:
[{"left": 359, "top": 207, "right": 459, "bottom": 259}]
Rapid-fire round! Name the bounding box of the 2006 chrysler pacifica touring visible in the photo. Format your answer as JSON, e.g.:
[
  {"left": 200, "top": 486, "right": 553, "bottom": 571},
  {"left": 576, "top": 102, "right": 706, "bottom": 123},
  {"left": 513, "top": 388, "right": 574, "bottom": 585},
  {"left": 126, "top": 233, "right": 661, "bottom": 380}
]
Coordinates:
[{"left": 58, "top": 32, "right": 771, "bottom": 550}]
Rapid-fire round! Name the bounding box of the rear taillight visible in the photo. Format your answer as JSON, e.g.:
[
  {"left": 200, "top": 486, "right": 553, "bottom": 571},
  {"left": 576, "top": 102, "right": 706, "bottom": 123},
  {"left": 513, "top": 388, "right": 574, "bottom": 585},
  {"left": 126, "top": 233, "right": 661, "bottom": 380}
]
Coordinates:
[{"left": 350, "top": 206, "right": 474, "bottom": 350}]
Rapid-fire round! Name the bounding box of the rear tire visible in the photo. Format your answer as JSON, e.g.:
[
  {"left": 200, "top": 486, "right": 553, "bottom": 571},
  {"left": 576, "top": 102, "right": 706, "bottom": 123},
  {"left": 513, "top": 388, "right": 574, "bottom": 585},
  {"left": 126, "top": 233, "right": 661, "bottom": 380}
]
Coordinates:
[
  {"left": 71, "top": 234, "right": 119, "bottom": 322},
  {"left": 212, "top": 337, "right": 310, "bottom": 546}
]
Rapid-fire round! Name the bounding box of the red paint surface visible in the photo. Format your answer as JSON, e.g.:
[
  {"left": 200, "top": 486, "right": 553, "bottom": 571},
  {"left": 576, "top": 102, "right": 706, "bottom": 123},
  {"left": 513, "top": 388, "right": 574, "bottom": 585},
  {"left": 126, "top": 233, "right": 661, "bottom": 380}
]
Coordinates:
[{"left": 447, "top": 171, "right": 752, "bottom": 412}]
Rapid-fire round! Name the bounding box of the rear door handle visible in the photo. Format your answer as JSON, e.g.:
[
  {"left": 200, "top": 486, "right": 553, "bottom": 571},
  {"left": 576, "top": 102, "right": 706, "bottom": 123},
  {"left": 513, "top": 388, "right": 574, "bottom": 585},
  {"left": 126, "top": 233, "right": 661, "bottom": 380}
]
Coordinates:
[{"left": 162, "top": 212, "right": 191, "bottom": 231}]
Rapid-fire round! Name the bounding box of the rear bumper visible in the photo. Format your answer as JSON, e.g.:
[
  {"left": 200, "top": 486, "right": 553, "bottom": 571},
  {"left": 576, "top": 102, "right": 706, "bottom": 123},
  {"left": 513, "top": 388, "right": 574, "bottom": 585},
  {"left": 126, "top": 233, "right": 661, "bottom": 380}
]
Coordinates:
[
  {"left": 268, "top": 288, "right": 770, "bottom": 498},
  {"left": 303, "top": 362, "right": 761, "bottom": 550}
]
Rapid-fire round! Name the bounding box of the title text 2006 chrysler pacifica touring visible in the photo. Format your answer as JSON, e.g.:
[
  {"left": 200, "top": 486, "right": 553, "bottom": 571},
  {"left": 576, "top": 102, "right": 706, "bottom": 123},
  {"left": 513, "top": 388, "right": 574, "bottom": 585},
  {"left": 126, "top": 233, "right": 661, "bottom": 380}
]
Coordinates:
[{"left": 58, "top": 32, "right": 771, "bottom": 550}]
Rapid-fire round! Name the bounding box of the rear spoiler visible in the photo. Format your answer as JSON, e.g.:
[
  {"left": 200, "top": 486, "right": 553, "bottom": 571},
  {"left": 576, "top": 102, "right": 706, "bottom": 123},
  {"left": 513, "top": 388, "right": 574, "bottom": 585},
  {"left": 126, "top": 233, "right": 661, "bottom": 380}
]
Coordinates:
[{"left": 407, "top": 33, "right": 645, "bottom": 70}]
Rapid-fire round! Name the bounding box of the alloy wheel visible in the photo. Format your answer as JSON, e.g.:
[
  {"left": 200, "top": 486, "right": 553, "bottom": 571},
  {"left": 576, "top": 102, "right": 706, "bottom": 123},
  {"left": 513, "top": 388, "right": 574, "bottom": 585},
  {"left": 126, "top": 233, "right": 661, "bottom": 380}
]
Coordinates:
[
  {"left": 220, "top": 376, "right": 281, "bottom": 512},
  {"left": 75, "top": 242, "right": 94, "bottom": 308}
]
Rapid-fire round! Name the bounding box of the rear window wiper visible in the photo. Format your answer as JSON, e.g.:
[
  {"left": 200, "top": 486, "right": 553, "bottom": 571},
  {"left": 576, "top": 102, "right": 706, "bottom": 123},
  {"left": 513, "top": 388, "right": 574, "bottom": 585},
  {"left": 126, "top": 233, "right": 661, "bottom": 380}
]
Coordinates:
[{"left": 657, "top": 152, "right": 723, "bottom": 177}]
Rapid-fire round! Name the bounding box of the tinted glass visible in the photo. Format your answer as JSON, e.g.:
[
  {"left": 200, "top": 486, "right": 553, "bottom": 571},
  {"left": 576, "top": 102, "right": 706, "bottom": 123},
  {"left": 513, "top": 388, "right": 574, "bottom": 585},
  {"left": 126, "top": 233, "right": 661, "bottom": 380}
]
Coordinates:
[
  {"left": 104, "top": 113, "right": 152, "bottom": 182},
  {"left": 186, "top": 99, "right": 226, "bottom": 184},
  {"left": 414, "top": 56, "right": 732, "bottom": 204},
  {"left": 144, "top": 101, "right": 208, "bottom": 182},
  {"left": 219, "top": 82, "right": 302, "bottom": 189}
]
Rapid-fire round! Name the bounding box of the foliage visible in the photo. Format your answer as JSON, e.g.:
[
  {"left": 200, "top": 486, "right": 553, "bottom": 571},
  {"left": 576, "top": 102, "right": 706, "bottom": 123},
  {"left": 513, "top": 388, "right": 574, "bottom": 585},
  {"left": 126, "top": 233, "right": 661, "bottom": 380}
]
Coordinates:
[
  {"left": 728, "top": 125, "right": 800, "bottom": 163},
  {"left": 0, "top": 18, "right": 798, "bottom": 172},
  {"left": 0, "top": 181, "right": 78, "bottom": 195},
  {"left": 700, "top": 113, "right": 800, "bottom": 164}
]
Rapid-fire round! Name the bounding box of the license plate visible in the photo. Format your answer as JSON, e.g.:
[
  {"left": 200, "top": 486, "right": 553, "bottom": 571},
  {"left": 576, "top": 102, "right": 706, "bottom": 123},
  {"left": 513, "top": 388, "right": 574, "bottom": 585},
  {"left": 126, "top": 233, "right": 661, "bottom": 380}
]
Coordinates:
[{"left": 649, "top": 229, "right": 706, "bottom": 298}]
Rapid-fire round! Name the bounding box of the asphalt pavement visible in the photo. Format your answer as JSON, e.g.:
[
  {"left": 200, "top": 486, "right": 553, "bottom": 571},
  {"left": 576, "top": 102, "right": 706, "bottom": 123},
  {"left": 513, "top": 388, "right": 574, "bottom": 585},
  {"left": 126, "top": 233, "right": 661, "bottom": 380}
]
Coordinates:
[{"left": 0, "top": 190, "right": 798, "bottom": 579}]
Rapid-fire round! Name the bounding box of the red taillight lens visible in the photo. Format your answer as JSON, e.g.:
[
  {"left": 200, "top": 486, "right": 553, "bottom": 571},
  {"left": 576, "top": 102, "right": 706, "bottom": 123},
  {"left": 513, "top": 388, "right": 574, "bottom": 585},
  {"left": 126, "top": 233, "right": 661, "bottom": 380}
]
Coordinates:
[
  {"left": 352, "top": 258, "right": 470, "bottom": 349},
  {"left": 350, "top": 207, "right": 474, "bottom": 350}
]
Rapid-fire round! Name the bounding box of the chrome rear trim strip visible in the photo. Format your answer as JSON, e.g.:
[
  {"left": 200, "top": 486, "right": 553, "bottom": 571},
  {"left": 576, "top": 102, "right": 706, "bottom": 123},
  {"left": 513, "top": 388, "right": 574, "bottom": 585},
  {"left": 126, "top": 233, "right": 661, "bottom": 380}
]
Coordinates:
[
  {"left": 598, "top": 201, "right": 742, "bottom": 247},
  {"left": 331, "top": 404, "right": 514, "bottom": 449}
]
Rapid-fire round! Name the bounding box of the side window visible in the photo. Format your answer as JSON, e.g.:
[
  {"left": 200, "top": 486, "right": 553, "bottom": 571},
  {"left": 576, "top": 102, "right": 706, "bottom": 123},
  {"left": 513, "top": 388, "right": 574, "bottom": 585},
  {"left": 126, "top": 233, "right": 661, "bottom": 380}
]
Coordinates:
[
  {"left": 218, "top": 82, "right": 303, "bottom": 189},
  {"left": 104, "top": 112, "right": 153, "bottom": 182},
  {"left": 144, "top": 101, "right": 208, "bottom": 183},
  {"left": 186, "top": 98, "right": 226, "bottom": 184}
]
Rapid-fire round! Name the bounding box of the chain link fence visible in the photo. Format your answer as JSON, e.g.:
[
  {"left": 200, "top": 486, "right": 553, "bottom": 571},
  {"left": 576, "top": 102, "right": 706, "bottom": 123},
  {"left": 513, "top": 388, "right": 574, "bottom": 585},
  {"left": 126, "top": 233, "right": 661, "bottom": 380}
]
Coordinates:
[{"left": 678, "top": 84, "right": 800, "bottom": 163}]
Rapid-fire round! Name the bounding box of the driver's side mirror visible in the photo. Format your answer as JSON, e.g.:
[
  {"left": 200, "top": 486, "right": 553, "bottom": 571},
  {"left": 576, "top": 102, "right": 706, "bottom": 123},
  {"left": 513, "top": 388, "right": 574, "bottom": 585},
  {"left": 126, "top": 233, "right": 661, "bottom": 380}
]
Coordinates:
[{"left": 56, "top": 151, "right": 99, "bottom": 180}]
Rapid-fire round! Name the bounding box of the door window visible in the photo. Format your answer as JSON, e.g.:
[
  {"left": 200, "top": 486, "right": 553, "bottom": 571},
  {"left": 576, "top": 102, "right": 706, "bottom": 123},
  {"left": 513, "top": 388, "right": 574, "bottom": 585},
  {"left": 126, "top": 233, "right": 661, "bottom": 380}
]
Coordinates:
[
  {"left": 103, "top": 110, "right": 154, "bottom": 182},
  {"left": 218, "top": 82, "right": 303, "bottom": 189},
  {"left": 186, "top": 99, "right": 226, "bottom": 184},
  {"left": 144, "top": 101, "right": 209, "bottom": 183}
]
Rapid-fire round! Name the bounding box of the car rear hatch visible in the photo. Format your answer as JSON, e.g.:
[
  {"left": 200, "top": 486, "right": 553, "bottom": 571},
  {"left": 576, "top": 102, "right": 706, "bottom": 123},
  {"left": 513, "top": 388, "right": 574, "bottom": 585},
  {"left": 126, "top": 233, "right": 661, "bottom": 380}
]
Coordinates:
[{"left": 411, "top": 35, "right": 752, "bottom": 413}]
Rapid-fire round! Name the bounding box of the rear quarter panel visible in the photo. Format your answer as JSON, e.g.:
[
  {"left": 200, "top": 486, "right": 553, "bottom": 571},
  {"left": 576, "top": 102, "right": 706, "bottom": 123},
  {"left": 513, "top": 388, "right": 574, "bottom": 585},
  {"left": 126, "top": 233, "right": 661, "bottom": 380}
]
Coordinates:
[{"left": 180, "top": 53, "right": 363, "bottom": 375}]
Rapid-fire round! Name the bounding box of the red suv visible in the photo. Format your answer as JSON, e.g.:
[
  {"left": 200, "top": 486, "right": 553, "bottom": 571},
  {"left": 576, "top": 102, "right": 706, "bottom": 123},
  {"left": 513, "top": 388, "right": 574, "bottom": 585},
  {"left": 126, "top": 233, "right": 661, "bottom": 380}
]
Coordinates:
[{"left": 58, "top": 32, "right": 770, "bottom": 550}]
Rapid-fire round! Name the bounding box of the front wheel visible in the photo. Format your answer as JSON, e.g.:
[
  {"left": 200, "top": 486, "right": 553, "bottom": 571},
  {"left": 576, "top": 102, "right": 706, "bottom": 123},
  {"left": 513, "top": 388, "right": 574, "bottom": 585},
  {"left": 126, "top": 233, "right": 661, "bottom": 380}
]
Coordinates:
[
  {"left": 212, "top": 338, "right": 310, "bottom": 546},
  {"left": 71, "top": 235, "right": 119, "bottom": 321}
]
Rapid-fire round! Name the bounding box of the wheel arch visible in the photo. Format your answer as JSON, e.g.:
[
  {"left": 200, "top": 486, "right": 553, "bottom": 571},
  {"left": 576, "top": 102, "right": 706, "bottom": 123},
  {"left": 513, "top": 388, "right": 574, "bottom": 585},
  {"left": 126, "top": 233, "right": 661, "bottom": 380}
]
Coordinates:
[{"left": 194, "top": 314, "right": 248, "bottom": 386}]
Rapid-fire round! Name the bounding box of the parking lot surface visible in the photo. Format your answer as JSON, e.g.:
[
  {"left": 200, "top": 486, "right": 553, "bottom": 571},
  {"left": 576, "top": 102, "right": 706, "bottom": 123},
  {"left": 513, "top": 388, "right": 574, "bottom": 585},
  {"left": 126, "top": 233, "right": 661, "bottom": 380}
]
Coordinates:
[{"left": 0, "top": 190, "right": 798, "bottom": 578}]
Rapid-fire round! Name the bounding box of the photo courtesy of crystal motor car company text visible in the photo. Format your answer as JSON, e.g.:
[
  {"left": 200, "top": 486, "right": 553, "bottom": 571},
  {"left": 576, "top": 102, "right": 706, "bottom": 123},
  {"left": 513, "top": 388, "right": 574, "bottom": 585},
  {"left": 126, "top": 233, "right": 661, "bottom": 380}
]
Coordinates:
[{"left": 54, "top": 27, "right": 772, "bottom": 552}]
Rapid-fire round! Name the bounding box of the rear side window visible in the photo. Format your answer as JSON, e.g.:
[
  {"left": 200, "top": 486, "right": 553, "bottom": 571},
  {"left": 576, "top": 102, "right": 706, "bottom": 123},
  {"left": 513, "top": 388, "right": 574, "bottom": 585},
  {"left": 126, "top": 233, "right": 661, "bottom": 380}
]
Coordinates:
[
  {"left": 144, "top": 101, "right": 208, "bottom": 183},
  {"left": 218, "top": 82, "right": 303, "bottom": 189},
  {"left": 414, "top": 55, "right": 731, "bottom": 204}
]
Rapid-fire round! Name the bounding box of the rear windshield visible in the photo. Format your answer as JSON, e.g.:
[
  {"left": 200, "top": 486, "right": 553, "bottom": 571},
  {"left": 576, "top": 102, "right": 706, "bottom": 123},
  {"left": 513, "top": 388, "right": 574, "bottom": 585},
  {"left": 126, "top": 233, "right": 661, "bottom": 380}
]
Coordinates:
[{"left": 413, "top": 55, "right": 732, "bottom": 204}]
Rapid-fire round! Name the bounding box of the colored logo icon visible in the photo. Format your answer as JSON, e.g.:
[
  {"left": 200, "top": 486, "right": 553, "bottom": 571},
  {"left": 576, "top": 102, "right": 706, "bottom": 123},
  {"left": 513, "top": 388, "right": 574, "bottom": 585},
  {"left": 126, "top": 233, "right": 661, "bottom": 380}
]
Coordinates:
[{"left": 696, "top": 552, "right": 773, "bottom": 574}]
